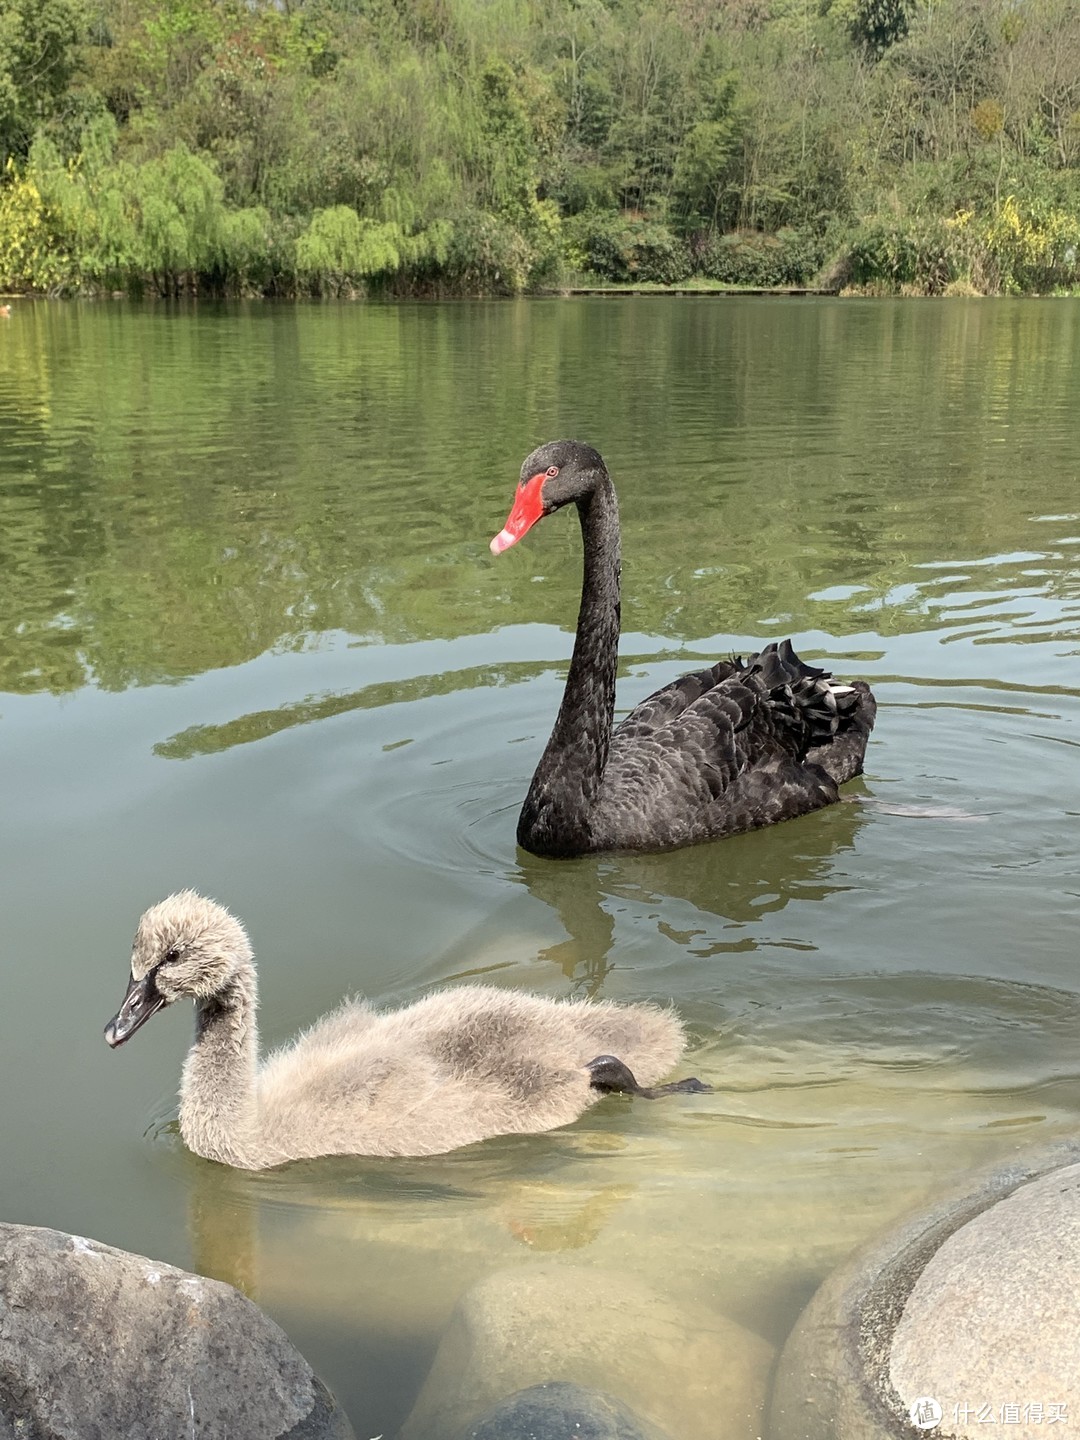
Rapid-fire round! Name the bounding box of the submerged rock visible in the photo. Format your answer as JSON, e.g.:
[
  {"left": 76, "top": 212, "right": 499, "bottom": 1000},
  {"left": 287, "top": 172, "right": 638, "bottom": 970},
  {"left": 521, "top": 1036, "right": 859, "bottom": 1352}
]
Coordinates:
[
  {"left": 400, "top": 1261, "right": 773, "bottom": 1440},
  {"left": 466, "top": 1381, "right": 670, "bottom": 1440},
  {"left": 0, "top": 1222, "right": 355, "bottom": 1440}
]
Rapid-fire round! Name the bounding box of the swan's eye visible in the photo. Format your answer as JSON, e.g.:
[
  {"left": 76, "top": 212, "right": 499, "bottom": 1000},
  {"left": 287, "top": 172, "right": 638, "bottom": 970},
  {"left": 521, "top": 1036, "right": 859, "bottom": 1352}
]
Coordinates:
[
  {"left": 163, "top": 947, "right": 181, "bottom": 964},
  {"left": 545, "top": 465, "right": 559, "bottom": 478}
]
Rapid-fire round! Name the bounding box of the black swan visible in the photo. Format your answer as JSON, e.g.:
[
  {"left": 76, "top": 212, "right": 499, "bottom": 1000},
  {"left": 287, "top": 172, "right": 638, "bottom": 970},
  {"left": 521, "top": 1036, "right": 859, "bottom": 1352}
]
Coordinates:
[{"left": 490, "top": 439, "right": 876, "bottom": 859}]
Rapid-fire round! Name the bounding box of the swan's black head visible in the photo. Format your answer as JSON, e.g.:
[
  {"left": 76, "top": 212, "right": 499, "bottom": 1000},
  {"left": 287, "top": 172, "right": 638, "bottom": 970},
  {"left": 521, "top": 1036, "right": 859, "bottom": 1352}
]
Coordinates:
[
  {"left": 490, "top": 440, "right": 608, "bottom": 555},
  {"left": 104, "top": 891, "right": 252, "bottom": 1047}
]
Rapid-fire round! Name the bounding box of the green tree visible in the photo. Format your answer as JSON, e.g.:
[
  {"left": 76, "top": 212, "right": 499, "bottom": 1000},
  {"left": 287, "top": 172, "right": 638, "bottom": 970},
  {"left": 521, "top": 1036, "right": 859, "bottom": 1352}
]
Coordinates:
[
  {"left": 473, "top": 59, "right": 539, "bottom": 226},
  {"left": 671, "top": 70, "right": 741, "bottom": 231},
  {"left": 833, "top": 0, "right": 915, "bottom": 59},
  {"left": 0, "top": 0, "right": 85, "bottom": 163}
]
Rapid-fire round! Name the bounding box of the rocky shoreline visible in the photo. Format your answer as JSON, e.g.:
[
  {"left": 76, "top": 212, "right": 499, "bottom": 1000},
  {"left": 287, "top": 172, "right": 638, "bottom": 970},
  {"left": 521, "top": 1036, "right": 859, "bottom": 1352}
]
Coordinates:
[{"left": 4, "top": 1144, "right": 1078, "bottom": 1439}]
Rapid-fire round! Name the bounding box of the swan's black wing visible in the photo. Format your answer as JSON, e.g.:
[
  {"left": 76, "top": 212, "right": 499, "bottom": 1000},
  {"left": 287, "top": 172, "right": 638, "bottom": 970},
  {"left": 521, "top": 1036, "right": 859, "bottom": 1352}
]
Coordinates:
[
  {"left": 597, "top": 642, "right": 872, "bottom": 850},
  {"left": 611, "top": 659, "right": 743, "bottom": 742}
]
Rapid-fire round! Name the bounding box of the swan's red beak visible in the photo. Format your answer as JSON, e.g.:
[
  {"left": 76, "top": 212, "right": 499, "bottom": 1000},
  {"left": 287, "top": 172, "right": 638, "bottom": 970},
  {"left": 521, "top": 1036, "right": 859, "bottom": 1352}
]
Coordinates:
[{"left": 490, "top": 472, "right": 547, "bottom": 555}]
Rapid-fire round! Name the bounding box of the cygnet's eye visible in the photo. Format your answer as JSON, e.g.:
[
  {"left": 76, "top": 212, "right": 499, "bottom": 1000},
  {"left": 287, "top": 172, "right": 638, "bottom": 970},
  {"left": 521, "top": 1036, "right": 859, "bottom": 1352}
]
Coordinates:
[
  {"left": 545, "top": 465, "right": 559, "bottom": 478},
  {"left": 163, "top": 947, "right": 181, "bottom": 964}
]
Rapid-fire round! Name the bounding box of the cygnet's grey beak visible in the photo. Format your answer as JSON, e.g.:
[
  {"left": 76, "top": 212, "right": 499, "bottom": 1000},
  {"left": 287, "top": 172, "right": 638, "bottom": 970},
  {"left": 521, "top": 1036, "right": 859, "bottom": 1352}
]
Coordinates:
[{"left": 104, "top": 971, "right": 167, "bottom": 1047}]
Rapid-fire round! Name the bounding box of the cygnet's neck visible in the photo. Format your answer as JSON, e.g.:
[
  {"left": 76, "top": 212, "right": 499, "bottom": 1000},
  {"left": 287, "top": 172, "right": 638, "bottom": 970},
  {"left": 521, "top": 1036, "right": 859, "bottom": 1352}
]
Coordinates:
[{"left": 179, "top": 962, "right": 260, "bottom": 1168}]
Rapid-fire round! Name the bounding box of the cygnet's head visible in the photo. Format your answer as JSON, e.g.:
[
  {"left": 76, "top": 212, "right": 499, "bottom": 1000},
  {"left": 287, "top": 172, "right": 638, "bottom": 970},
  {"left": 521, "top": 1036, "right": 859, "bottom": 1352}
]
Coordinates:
[{"left": 104, "top": 891, "right": 253, "bottom": 1048}]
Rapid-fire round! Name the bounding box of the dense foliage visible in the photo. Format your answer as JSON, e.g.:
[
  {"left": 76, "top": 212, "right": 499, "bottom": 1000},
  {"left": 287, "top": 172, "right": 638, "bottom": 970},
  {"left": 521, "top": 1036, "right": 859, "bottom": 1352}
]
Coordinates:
[{"left": 1, "top": 0, "right": 1079, "bottom": 296}]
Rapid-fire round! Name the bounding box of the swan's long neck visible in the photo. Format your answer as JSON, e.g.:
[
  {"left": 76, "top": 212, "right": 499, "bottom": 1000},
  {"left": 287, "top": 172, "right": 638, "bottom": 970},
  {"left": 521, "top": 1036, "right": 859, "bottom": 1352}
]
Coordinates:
[
  {"left": 179, "top": 963, "right": 260, "bottom": 1168},
  {"left": 519, "top": 474, "right": 621, "bottom": 856}
]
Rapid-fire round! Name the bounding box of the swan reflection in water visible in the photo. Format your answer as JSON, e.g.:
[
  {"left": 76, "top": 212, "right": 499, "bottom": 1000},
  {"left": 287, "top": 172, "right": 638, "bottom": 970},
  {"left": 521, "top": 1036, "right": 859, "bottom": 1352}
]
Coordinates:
[{"left": 499, "top": 788, "right": 871, "bottom": 993}]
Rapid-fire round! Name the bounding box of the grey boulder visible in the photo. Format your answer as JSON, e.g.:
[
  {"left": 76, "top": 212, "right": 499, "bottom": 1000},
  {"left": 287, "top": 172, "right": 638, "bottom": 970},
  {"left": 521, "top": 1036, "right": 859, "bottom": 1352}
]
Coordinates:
[
  {"left": 770, "top": 1140, "right": 1080, "bottom": 1440},
  {"left": 0, "top": 1222, "right": 355, "bottom": 1440}
]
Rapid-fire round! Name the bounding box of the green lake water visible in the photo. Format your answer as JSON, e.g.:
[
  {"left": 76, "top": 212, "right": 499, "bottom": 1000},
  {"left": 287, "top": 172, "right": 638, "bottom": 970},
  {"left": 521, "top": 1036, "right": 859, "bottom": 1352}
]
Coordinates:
[{"left": 1, "top": 296, "right": 1079, "bottom": 1436}]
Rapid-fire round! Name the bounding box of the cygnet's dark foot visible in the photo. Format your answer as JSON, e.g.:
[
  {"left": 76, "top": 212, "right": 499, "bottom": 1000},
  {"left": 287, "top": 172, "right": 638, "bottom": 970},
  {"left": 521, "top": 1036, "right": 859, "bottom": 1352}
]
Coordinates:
[{"left": 586, "top": 1054, "right": 712, "bottom": 1099}]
